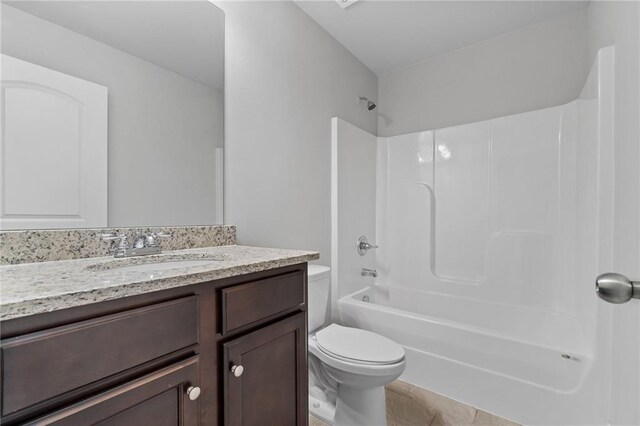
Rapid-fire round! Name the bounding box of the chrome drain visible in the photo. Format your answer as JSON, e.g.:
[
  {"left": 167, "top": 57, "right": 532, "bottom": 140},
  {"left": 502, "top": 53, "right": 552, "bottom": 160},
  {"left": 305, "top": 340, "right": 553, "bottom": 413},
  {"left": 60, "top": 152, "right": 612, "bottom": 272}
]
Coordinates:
[{"left": 561, "top": 353, "right": 581, "bottom": 362}]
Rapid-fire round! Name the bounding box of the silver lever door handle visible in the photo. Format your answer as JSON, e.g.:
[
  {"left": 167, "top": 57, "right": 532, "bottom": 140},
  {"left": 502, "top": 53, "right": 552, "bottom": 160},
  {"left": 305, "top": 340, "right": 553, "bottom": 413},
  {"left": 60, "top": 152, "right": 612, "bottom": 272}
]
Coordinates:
[{"left": 596, "top": 273, "right": 640, "bottom": 304}]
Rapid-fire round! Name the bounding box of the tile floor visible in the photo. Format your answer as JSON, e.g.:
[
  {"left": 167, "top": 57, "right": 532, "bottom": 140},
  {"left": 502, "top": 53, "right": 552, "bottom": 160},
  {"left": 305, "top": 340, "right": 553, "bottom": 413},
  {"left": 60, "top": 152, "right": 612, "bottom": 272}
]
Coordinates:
[{"left": 309, "top": 380, "right": 520, "bottom": 426}]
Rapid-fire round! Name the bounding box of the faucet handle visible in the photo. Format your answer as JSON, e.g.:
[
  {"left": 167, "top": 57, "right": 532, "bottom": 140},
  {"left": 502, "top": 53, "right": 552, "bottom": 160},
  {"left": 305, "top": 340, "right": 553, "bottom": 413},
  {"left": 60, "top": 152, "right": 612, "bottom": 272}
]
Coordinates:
[
  {"left": 100, "top": 233, "right": 129, "bottom": 249},
  {"left": 145, "top": 232, "right": 172, "bottom": 248}
]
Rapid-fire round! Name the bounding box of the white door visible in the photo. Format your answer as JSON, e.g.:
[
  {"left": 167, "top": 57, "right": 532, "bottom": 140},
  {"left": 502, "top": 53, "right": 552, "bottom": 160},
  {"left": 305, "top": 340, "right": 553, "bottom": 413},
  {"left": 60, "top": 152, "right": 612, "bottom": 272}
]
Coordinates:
[{"left": 0, "top": 54, "right": 108, "bottom": 230}]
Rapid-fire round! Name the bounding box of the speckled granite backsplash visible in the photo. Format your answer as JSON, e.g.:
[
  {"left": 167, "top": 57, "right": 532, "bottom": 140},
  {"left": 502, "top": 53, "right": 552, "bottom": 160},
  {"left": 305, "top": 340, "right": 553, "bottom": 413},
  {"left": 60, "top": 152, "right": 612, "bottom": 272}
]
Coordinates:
[{"left": 0, "top": 225, "right": 236, "bottom": 265}]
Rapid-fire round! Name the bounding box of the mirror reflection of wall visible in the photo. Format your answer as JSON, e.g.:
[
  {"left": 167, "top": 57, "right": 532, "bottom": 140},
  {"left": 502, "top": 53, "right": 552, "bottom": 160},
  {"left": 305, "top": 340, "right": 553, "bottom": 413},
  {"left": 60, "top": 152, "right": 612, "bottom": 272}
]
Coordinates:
[{"left": 0, "top": 1, "right": 224, "bottom": 230}]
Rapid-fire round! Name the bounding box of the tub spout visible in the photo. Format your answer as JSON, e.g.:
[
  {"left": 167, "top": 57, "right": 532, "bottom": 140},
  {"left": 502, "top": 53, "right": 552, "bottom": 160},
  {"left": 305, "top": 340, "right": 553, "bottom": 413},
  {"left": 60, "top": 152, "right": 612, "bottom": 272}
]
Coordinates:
[{"left": 361, "top": 268, "right": 378, "bottom": 278}]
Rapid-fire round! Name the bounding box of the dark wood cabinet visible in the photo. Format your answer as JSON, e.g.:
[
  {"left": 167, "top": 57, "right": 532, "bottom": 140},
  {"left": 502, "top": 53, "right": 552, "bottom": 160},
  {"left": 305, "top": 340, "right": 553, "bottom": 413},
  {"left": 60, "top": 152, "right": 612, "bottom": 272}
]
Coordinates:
[
  {"left": 223, "top": 313, "right": 307, "bottom": 426},
  {"left": 25, "top": 356, "right": 200, "bottom": 426},
  {"left": 1, "top": 297, "right": 199, "bottom": 416},
  {"left": 0, "top": 264, "right": 309, "bottom": 426}
]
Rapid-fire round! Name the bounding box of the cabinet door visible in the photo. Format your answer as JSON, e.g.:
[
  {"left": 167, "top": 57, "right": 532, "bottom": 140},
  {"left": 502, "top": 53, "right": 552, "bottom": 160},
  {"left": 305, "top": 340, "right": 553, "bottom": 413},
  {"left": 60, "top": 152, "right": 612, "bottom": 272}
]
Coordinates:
[
  {"left": 26, "top": 356, "right": 200, "bottom": 426},
  {"left": 223, "top": 313, "right": 307, "bottom": 426}
]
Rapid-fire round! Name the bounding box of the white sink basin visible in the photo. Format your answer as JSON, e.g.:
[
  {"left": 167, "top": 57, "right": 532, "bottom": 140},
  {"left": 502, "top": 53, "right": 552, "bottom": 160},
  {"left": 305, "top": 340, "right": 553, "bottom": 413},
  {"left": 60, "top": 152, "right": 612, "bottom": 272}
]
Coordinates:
[
  {"left": 86, "top": 254, "right": 227, "bottom": 273},
  {"left": 111, "top": 260, "right": 217, "bottom": 273}
]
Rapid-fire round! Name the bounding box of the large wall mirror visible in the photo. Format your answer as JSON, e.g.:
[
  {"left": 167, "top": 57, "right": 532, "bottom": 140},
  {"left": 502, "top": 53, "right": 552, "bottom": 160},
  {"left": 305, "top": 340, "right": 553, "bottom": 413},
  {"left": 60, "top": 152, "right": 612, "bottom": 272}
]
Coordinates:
[{"left": 0, "top": 1, "right": 224, "bottom": 230}]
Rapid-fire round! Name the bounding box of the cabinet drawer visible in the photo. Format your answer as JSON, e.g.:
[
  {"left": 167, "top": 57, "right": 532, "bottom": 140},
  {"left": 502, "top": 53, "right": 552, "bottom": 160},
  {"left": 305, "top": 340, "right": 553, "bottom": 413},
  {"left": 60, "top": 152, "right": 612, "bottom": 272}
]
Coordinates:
[
  {"left": 1, "top": 296, "right": 199, "bottom": 416},
  {"left": 221, "top": 271, "right": 305, "bottom": 334},
  {"left": 25, "top": 356, "right": 200, "bottom": 425}
]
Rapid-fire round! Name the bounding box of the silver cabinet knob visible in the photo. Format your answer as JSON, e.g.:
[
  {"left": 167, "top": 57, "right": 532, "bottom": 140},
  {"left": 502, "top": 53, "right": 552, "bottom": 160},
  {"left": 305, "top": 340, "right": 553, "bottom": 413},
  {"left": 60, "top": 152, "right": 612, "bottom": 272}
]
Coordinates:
[
  {"left": 230, "top": 364, "right": 244, "bottom": 377},
  {"left": 596, "top": 273, "right": 640, "bottom": 304},
  {"left": 186, "top": 386, "right": 201, "bottom": 401}
]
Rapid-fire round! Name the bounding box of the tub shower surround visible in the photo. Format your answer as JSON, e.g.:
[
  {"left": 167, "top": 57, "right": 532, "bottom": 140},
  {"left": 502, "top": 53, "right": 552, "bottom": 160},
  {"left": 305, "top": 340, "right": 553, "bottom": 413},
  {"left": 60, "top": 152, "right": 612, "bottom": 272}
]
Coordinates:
[
  {"left": 333, "top": 47, "right": 615, "bottom": 425},
  {"left": 0, "top": 225, "right": 236, "bottom": 265}
]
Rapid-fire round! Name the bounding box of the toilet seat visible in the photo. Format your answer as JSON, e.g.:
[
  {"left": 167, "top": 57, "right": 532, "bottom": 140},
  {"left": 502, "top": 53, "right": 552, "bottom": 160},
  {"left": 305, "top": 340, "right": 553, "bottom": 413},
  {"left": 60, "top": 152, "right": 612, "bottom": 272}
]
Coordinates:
[
  {"left": 309, "top": 332, "right": 405, "bottom": 377},
  {"left": 312, "top": 323, "right": 406, "bottom": 375},
  {"left": 315, "top": 324, "right": 405, "bottom": 365}
]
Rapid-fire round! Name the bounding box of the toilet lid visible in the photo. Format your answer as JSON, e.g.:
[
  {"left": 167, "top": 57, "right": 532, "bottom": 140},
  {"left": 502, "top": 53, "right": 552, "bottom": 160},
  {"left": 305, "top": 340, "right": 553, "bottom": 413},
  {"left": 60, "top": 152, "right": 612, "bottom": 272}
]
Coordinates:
[{"left": 315, "top": 324, "right": 405, "bottom": 364}]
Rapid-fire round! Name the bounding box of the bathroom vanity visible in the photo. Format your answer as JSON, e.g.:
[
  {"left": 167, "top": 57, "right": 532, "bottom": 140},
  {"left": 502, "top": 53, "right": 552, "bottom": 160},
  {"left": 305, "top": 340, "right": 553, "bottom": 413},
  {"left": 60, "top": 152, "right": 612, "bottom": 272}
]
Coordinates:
[{"left": 0, "top": 244, "right": 318, "bottom": 425}]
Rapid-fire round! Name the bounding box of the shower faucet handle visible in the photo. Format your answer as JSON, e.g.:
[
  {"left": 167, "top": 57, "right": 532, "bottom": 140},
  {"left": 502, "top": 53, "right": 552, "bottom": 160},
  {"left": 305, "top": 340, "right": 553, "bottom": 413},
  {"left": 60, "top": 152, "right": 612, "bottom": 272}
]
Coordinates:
[{"left": 357, "top": 235, "right": 378, "bottom": 256}]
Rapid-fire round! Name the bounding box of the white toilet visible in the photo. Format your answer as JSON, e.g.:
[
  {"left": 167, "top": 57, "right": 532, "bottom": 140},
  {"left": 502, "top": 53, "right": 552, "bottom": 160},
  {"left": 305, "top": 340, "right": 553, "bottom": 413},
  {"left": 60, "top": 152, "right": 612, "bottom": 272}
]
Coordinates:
[{"left": 307, "top": 265, "right": 405, "bottom": 426}]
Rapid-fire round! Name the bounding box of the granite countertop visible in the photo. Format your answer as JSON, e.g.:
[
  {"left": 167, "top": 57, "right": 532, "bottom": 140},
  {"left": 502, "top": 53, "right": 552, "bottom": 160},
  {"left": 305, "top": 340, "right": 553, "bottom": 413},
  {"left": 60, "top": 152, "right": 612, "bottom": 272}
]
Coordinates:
[{"left": 0, "top": 245, "right": 319, "bottom": 321}]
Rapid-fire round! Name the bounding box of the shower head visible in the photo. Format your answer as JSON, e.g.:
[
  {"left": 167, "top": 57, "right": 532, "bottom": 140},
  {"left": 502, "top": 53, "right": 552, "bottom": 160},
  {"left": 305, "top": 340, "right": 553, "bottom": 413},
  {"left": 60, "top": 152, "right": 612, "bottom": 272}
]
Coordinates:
[{"left": 359, "top": 97, "right": 377, "bottom": 111}]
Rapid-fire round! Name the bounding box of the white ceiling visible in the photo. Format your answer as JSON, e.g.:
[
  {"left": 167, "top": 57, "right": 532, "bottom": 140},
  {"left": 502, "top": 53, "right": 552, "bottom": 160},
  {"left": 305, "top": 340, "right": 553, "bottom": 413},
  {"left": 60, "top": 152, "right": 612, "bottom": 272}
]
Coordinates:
[
  {"left": 7, "top": 1, "right": 224, "bottom": 89},
  {"left": 295, "top": 0, "right": 588, "bottom": 75}
]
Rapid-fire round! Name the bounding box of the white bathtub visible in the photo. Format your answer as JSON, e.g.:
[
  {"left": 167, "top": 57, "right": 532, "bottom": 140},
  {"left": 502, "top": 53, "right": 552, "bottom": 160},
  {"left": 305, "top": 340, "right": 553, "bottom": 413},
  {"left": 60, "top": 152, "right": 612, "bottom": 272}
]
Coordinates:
[{"left": 338, "top": 285, "right": 607, "bottom": 425}]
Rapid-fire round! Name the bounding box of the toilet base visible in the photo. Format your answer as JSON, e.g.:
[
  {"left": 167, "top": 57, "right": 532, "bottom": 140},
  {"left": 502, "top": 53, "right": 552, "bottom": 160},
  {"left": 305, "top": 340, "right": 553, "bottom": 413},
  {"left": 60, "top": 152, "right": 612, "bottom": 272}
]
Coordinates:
[
  {"left": 334, "top": 384, "right": 387, "bottom": 426},
  {"left": 309, "top": 384, "right": 388, "bottom": 426},
  {"left": 309, "top": 394, "right": 336, "bottom": 425}
]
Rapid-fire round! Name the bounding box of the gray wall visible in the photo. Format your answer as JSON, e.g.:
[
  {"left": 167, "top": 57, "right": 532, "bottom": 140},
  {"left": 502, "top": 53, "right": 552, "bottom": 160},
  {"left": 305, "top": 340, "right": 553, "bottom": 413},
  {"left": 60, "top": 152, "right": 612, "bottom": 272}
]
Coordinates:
[
  {"left": 1, "top": 5, "right": 223, "bottom": 227},
  {"left": 587, "top": 2, "right": 640, "bottom": 425},
  {"left": 378, "top": 9, "right": 589, "bottom": 136},
  {"left": 221, "top": 1, "right": 378, "bottom": 264}
]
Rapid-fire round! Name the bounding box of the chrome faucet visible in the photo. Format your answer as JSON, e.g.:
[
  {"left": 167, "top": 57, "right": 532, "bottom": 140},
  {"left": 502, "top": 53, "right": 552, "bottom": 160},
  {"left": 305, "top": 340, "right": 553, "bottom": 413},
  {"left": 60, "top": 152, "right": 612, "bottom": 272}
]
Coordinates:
[
  {"left": 101, "top": 232, "right": 171, "bottom": 258},
  {"left": 361, "top": 268, "right": 378, "bottom": 278},
  {"left": 357, "top": 236, "right": 378, "bottom": 256}
]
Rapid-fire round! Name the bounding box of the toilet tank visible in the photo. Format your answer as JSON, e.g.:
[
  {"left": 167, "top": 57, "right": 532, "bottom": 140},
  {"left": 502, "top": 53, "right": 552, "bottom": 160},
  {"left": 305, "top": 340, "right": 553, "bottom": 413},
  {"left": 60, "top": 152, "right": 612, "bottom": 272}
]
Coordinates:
[{"left": 307, "top": 265, "right": 330, "bottom": 333}]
